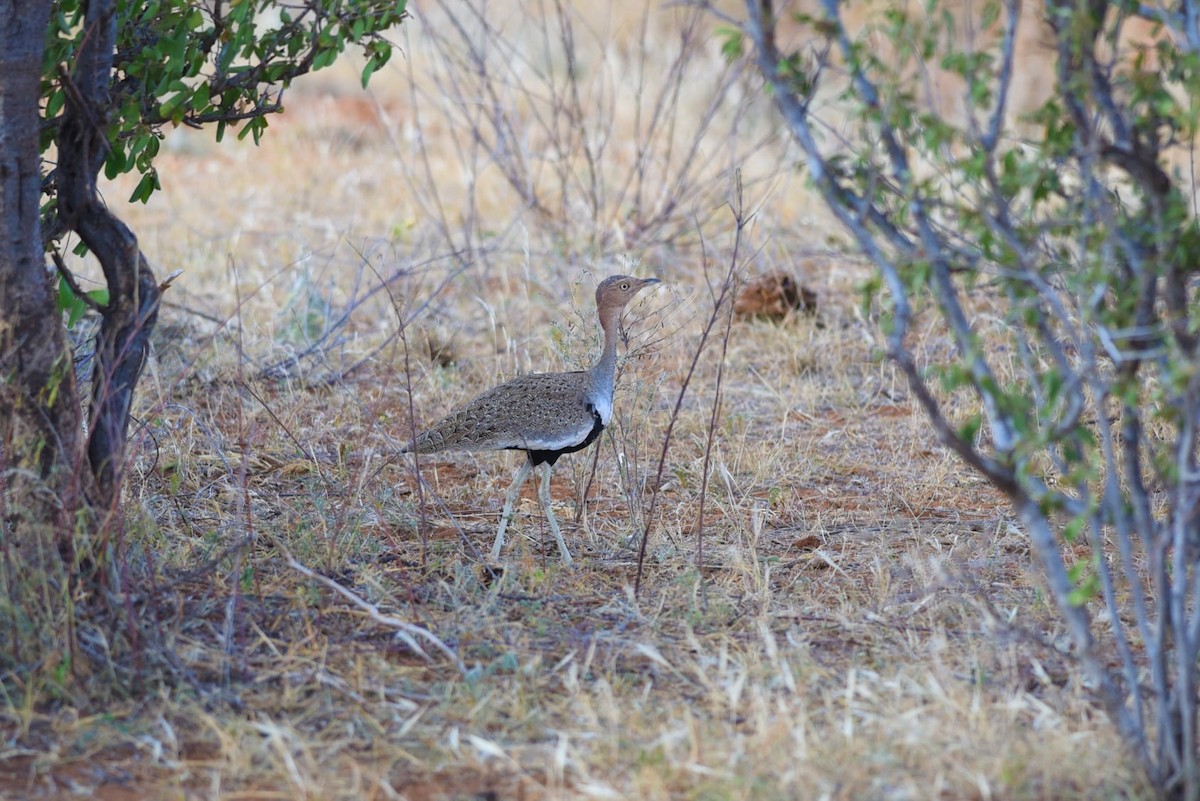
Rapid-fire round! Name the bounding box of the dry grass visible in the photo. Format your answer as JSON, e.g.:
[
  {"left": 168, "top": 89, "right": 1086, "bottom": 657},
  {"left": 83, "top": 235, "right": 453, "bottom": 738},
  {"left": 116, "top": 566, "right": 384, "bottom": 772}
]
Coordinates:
[{"left": 0, "top": 2, "right": 1154, "bottom": 799}]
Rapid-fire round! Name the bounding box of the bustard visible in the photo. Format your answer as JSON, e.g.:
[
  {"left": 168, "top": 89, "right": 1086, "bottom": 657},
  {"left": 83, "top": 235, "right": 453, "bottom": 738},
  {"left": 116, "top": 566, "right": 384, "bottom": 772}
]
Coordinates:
[{"left": 402, "top": 274, "right": 660, "bottom": 564}]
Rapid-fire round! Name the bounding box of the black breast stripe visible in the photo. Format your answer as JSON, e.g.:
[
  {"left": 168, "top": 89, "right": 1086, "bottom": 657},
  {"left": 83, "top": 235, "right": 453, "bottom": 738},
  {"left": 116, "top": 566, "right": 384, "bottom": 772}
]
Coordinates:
[{"left": 524, "top": 406, "right": 605, "bottom": 467}]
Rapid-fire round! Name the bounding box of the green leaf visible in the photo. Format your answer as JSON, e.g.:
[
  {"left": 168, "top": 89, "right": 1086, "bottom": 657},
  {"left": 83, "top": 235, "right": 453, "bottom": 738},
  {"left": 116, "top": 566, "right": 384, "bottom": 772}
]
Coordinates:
[
  {"left": 103, "top": 146, "right": 126, "bottom": 179},
  {"left": 56, "top": 275, "right": 79, "bottom": 318},
  {"left": 313, "top": 47, "right": 336, "bottom": 71},
  {"left": 129, "top": 169, "right": 160, "bottom": 204},
  {"left": 361, "top": 42, "right": 393, "bottom": 87},
  {"left": 1062, "top": 514, "right": 1086, "bottom": 542},
  {"left": 716, "top": 26, "right": 745, "bottom": 63},
  {"left": 956, "top": 413, "right": 983, "bottom": 443},
  {"left": 192, "top": 82, "right": 210, "bottom": 111},
  {"left": 980, "top": 0, "right": 1000, "bottom": 30},
  {"left": 1067, "top": 564, "right": 1100, "bottom": 607},
  {"left": 163, "top": 30, "right": 186, "bottom": 67},
  {"left": 57, "top": 275, "right": 108, "bottom": 328},
  {"left": 45, "top": 89, "right": 66, "bottom": 119}
]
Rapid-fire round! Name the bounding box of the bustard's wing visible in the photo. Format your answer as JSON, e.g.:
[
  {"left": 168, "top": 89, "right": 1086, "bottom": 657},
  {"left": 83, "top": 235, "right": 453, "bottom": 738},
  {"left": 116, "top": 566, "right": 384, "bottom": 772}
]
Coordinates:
[{"left": 404, "top": 372, "right": 598, "bottom": 454}]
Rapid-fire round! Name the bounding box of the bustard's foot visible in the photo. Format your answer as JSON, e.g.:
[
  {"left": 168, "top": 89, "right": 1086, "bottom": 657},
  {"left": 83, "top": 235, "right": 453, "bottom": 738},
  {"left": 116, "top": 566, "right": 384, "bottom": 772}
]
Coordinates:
[{"left": 489, "top": 536, "right": 577, "bottom": 567}]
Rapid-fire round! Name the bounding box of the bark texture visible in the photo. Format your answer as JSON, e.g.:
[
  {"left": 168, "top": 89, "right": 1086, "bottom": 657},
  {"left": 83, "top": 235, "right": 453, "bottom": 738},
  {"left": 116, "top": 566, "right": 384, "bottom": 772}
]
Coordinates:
[{"left": 0, "top": 0, "right": 84, "bottom": 536}]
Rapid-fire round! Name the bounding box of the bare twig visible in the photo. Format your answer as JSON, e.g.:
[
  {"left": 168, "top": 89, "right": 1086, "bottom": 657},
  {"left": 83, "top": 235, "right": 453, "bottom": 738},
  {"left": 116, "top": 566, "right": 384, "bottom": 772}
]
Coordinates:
[
  {"left": 276, "top": 541, "right": 465, "bottom": 673},
  {"left": 634, "top": 176, "right": 747, "bottom": 595},
  {"left": 694, "top": 223, "right": 738, "bottom": 575}
]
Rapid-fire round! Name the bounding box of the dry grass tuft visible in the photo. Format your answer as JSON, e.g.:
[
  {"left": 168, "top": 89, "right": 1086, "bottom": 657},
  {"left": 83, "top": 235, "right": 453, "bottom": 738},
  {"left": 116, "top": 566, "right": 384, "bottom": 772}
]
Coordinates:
[{"left": 0, "top": 3, "right": 1154, "bottom": 799}]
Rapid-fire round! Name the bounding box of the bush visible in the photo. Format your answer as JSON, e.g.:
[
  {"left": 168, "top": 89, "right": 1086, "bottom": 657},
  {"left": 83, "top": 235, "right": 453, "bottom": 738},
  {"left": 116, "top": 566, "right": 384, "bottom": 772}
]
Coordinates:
[{"left": 740, "top": 0, "right": 1200, "bottom": 796}]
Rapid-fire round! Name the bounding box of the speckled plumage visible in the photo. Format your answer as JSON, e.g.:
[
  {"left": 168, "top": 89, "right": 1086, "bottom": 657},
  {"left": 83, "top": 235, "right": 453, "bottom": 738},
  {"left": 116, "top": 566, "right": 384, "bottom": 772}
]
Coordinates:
[
  {"left": 403, "top": 371, "right": 599, "bottom": 455},
  {"left": 402, "top": 274, "right": 660, "bottom": 564}
]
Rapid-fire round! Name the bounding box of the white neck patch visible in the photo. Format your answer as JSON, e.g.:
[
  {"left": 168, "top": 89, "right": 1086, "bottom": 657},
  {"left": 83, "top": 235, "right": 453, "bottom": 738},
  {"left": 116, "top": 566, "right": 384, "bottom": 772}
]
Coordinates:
[{"left": 592, "top": 393, "right": 613, "bottom": 426}]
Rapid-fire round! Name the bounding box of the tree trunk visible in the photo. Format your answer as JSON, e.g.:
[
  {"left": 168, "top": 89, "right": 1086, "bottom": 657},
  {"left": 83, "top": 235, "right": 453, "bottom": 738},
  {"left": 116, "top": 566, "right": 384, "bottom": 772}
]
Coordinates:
[
  {"left": 0, "top": 0, "right": 88, "bottom": 676},
  {"left": 0, "top": 0, "right": 85, "bottom": 535}
]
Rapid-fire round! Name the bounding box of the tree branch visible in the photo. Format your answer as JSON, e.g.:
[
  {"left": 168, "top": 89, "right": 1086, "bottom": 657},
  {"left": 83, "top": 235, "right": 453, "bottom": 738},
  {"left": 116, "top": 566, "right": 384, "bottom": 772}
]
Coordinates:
[{"left": 57, "top": 0, "right": 161, "bottom": 509}]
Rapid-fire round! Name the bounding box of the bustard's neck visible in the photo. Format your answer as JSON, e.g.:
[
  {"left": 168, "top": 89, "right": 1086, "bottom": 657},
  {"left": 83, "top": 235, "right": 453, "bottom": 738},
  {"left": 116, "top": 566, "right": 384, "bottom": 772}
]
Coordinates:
[
  {"left": 590, "top": 306, "right": 623, "bottom": 379},
  {"left": 586, "top": 306, "right": 623, "bottom": 423}
]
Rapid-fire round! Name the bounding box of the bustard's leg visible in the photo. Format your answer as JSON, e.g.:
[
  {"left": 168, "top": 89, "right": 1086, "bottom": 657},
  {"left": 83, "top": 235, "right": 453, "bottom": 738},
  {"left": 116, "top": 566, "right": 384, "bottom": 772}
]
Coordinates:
[
  {"left": 537, "top": 461, "right": 574, "bottom": 565},
  {"left": 491, "top": 459, "right": 533, "bottom": 562}
]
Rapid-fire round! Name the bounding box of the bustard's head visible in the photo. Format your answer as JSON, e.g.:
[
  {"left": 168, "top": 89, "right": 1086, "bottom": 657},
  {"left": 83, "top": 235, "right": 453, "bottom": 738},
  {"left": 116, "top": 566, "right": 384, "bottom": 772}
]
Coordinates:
[{"left": 595, "top": 274, "right": 660, "bottom": 320}]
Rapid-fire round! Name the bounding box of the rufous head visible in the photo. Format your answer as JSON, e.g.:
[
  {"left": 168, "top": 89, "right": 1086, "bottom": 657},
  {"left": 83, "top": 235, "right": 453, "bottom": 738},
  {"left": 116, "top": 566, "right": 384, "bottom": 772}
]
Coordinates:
[{"left": 595, "top": 274, "right": 660, "bottom": 318}]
